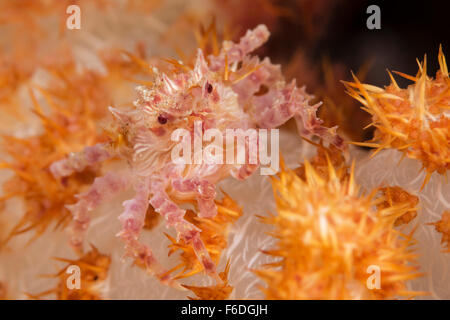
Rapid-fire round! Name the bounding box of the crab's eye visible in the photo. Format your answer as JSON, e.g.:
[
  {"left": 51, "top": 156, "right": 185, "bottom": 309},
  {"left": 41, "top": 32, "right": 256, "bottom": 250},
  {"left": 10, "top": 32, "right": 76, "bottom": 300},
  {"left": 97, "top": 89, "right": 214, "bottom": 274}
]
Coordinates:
[
  {"left": 157, "top": 114, "right": 168, "bottom": 124},
  {"left": 206, "top": 82, "right": 213, "bottom": 94}
]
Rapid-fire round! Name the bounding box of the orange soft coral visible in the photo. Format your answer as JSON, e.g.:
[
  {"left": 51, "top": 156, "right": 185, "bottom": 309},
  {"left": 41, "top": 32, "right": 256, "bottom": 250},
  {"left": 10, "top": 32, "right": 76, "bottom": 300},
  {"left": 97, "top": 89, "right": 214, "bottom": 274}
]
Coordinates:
[
  {"left": 0, "top": 281, "right": 7, "bottom": 299},
  {"left": 295, "top": 139, "right": 348, "bottom": 182},
  {"left": 429, "top": 211, "right": 450, "bottom": 252},
  {"left": 254, "top": 161, "right": 423, "bottom": 299},
  {"left": 0, "top": 53, "right": 34, "bottom": 106},
  {"left": 0, "top": 0, "right": 111, "bottom": 34},
  {"left": 0, "top": 134, "right": 100, "bottom": 245},
  {"left": 0, "top": 67, "right": 110, "bottom": 244},
  {"left": 345, "top": 46, "right": 450, "bottom": 188},
  {"left": 0, "top": 46, "right": 154, "bottom": 245},
  {"left": 28, "top": 245, "right": 111, "bottom": 300}
]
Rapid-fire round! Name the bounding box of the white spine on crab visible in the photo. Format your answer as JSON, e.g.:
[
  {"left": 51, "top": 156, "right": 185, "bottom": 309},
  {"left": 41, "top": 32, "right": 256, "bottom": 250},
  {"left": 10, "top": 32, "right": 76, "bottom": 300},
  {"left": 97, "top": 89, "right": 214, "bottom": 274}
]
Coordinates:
[
  {"left": 162, "top": 73, "right": 179, "bottom": 95},
  {"left": 192, "top": 49, "right": 209, "bottom": 83},
  {"left": 109, "top": 106, "right": 130, "bottom": 122}
]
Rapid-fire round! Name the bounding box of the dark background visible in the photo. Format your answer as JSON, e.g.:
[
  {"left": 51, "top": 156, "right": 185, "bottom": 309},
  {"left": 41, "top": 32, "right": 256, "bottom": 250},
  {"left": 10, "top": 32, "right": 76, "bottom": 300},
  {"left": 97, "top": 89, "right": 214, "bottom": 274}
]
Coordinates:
[{"left": 268, "top": 0, "right": 450, "bottom": 87}]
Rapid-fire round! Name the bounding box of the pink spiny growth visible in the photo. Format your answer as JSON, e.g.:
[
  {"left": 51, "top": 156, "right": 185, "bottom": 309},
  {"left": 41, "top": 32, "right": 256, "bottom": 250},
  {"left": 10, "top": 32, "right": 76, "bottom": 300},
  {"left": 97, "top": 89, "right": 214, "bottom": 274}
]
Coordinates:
[
  {"left": 50, "top": 25, "right": 343, "bottom": 287},
  {"left": 50, "top": 144, "right": 112, "bottom": 179}
]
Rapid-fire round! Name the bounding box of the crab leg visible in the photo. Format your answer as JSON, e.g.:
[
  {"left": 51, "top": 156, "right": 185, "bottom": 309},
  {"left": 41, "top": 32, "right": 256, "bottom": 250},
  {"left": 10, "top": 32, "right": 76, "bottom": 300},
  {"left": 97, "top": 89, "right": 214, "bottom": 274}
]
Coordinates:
[
  {"left": 50, "top": 143, "right": 112, "bottom": 179},
  {"left": 208, "top": 24, "right": 270, "bottom": 71},
  {"left": 293, "top": 87, "right": 345, "bottom": 149},
  {"left": 149, "top": 180, "right": 220, "bottom": 282},
  {"left": 253, "top": 79, "right": 345, "bottom": 149},
  {"left": 171, "top": 177, "right": 217, "bottom": 218},
  {"left": 117, "top": 178, "right": 182, "bottom": 289},
  {"left": 68, "top": 172, "right": 129, "bottom": 254}
]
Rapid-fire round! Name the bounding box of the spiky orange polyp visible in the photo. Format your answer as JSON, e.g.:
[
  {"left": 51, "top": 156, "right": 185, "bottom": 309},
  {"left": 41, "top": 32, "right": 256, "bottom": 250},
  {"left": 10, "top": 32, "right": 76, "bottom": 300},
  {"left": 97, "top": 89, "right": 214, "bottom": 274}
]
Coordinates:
[
  {"left": 430, "top": 211, "right": 450, "bottom": 252},
  {"left": 166, "top": 193, "right": 242, "bottom": 280},
  {"left": 377, "top": 186, "right": 419, "bottom": 227},
  {"left": 295, "top": 140, "right": 348, "bottom": 182},
  {"left": 29, "top": 245, "right": 111, "bottom": 300},
  {"left": 345, "top": 47, "right": 450, "bottom": 187},
  {"left": 182, "top": 260, "right": 233, "bottom": 300},
  {"left": 255, "top": 161, "right": 423, "bottom": 299}
]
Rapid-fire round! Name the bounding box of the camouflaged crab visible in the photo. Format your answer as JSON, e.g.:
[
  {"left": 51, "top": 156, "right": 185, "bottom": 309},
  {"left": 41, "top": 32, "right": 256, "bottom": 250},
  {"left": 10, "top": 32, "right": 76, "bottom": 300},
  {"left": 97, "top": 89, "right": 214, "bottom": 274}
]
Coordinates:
[{"left": 49, "top": 25, "right": 344, "bottom": 288}]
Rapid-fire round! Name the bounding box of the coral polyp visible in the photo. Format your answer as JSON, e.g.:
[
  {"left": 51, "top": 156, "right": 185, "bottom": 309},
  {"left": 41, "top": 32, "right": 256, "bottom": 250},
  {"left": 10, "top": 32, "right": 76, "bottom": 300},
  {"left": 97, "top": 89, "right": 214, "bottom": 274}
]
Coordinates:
[
  {"left": 429, "top": 211, "right": 450, "bottom": 252},
  {"left": 0, "top": 281, "right": 7, "bottom": 300},
  {"left": 345, "top": 46, "right": 450, "bottom": 187},
  {"left": 182, "top": 260, "right": 233, "bottom": 300},
  {"left": 254, "top": 161, "right": 423, "bottom": 299},
  {"left": 295, "top": 140, "right": 348, "bottom": 182},
  {"left": 28, "top": 245, "right": 111, "bottom": 300}
]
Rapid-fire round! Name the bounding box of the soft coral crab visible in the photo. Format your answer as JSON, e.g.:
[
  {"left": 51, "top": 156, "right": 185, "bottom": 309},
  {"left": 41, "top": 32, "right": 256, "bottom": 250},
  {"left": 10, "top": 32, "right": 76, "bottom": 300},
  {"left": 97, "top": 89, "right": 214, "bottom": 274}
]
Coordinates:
[{"left": 49, "top": 24, "right": 344, "bottom": 287}]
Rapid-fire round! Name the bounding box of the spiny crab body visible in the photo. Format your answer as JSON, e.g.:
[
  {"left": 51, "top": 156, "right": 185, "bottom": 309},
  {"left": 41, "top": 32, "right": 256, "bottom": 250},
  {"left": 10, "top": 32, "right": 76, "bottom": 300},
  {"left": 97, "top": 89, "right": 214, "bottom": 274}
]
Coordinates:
[{"left": 49, "top": 25, "right": 343, "bottom": 287}]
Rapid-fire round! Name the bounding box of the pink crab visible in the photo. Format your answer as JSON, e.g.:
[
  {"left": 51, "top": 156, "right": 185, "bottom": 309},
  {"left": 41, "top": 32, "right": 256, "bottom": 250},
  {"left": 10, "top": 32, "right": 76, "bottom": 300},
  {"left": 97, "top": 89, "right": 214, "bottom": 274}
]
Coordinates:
[{"left": 49, "top": 24, "right": 344, "bottom": 288}]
